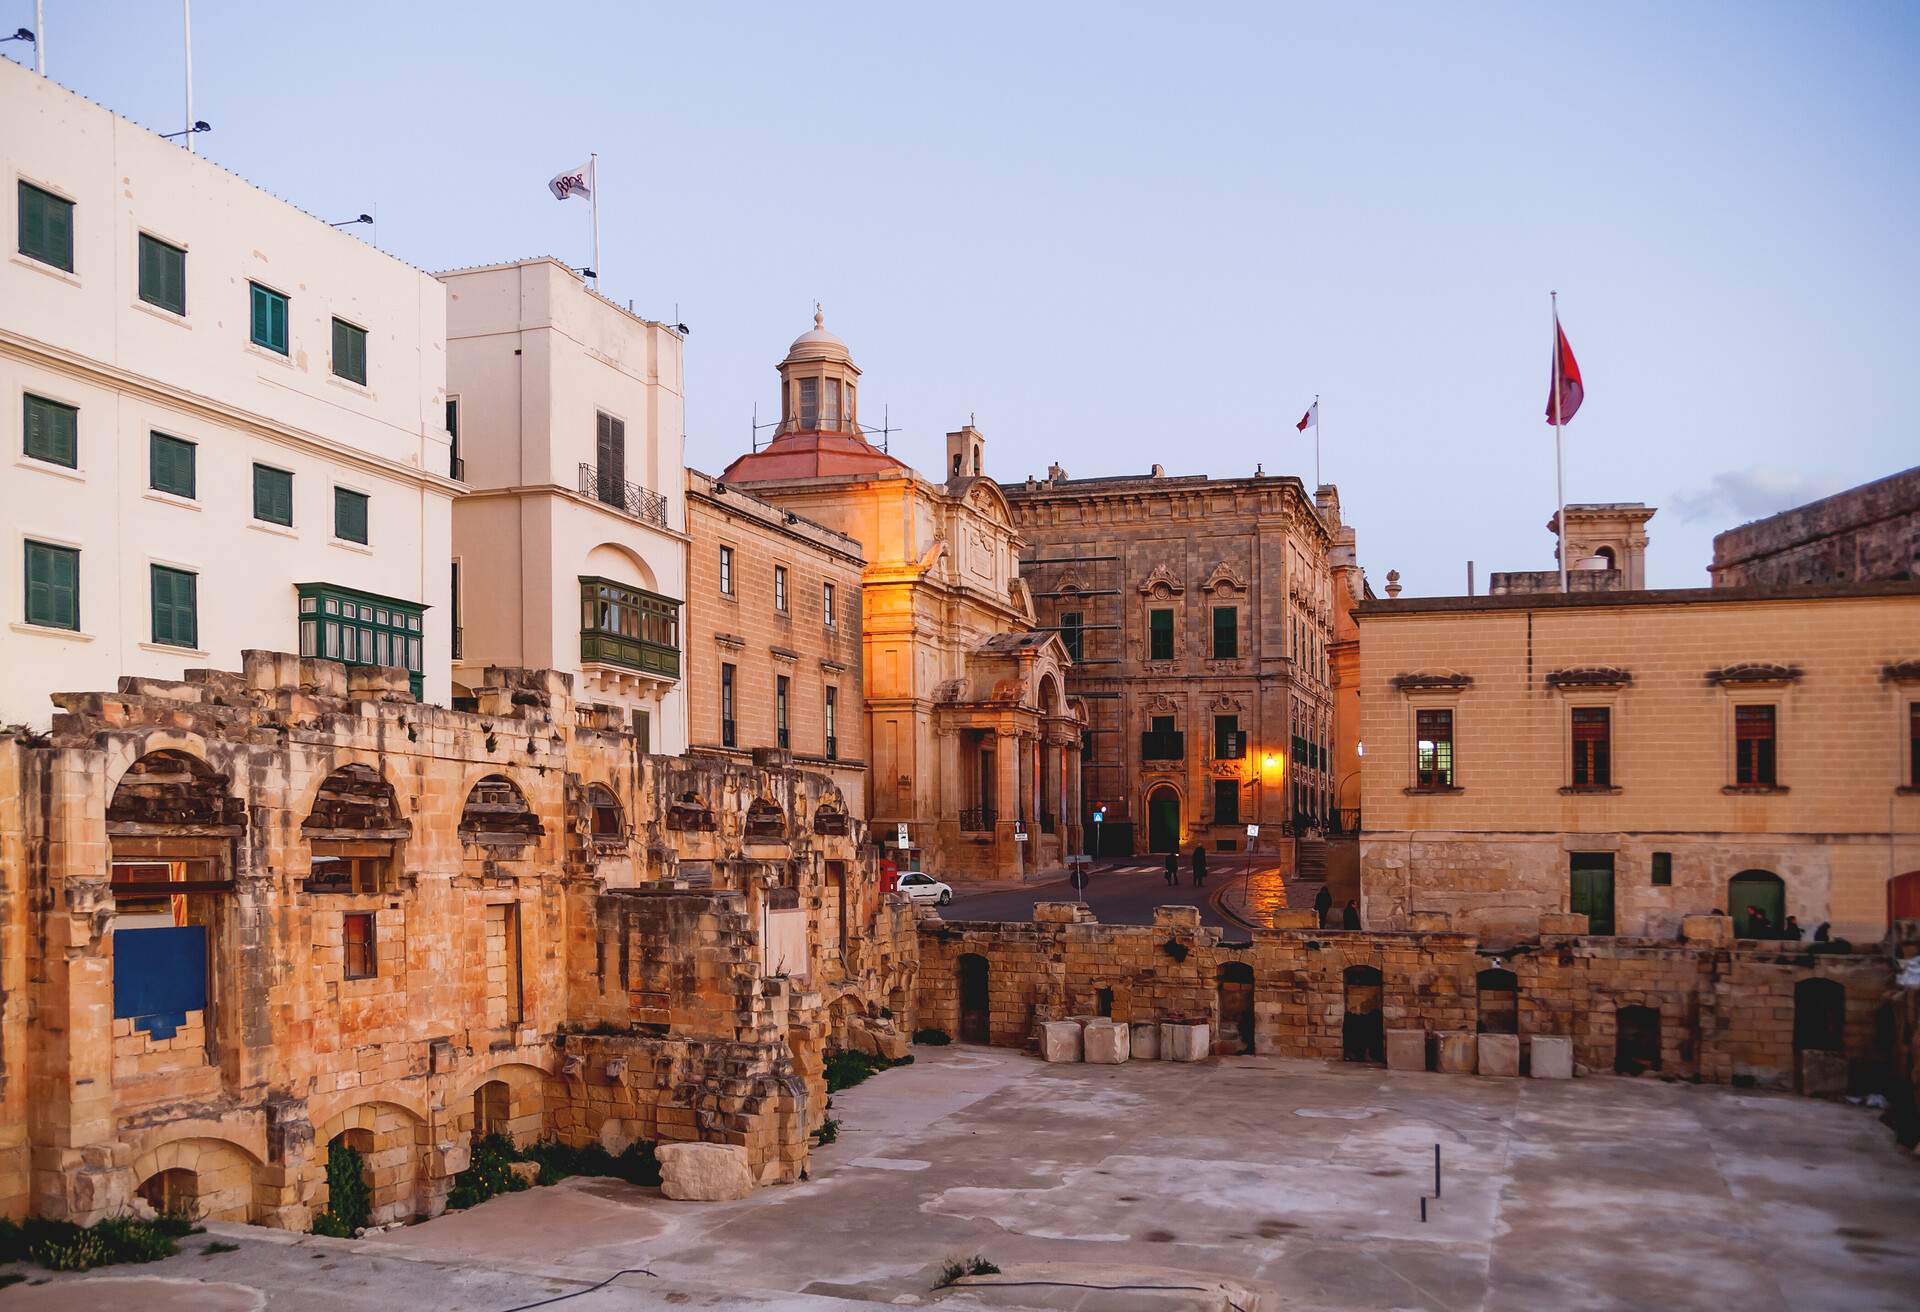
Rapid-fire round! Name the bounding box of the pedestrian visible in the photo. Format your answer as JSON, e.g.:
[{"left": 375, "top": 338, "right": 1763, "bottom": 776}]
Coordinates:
[
  {"left": 1314, "top": 884, "right": 1333, "bottom": 929},
  {"left": 1782, "top": 914, "right": 1804, "bottom": 941},
  {"left": 1342, "top": 898, "right": 1361, "bottom": 930},
  {"left": 1164, "top": 850, "right": 1178, "bottom": 888},
  {"left": 1813, "top": 921, "right": 1832, "bottom": 943},
  {"left": 1191, "top": 844, "right": 1208, "bottom": 888}
]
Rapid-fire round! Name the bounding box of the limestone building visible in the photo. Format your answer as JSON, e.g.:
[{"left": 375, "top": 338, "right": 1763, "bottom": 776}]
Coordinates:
[
  {"left": 1711, "top": 464, "right": 1920, "bottom": 587},
  {"left": 719, "top": 315, "right": 1080, "bottom": 878},
  {"left": 684, "top": 468, "right": 868, "bottom": 810},
  {"left": 0, "top": 60, "right": 457, "bottom": 726},
  {"left": 441, "top": 259, "right": 689, "bottom": 753},
  {"left": 1002, "top": 466, "right": 1340, "bottom": 855}
]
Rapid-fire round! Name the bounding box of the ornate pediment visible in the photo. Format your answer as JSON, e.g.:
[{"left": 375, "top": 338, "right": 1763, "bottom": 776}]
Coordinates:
[
  {"left": 1881, "top": 660, "right": 1920, "bottom": 684},
  {"left": 1136, "top": 563, "right": 1184, "bottom": 597},
  {"left": 1545, "top": 666, "right": 1633, "bottom": 689},
  {"left": 1147, "top": 692, "right": 1180, "bottom": 715},
  {"left": 1390, "top": 671, "right": 1473, "bottom": 692},
  {"left": 1704, "top": 663, "right": 1802, "bottom": 687},
  {"left": 1202, "top": 561, "right": 1248, "bottom": 594},
  {"left": 1207, "top": 693, "right": 1246, "bottom": 714}
]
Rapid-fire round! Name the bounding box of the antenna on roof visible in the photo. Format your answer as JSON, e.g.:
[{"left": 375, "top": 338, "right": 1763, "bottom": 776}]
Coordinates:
[{"left": 866, "top": 403, "right": 900, "bottom": 454}]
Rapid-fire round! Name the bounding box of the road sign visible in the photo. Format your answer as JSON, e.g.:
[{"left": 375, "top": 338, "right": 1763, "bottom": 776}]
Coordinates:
[
  {"left": 896, "top": 822, "right": 910, "bottom": 849},
  {"left": 1246, "top": 824, "right": 1260, "bottom": 838},
  {"left": 1014, "top": 831, "right": 1028, "bottom": 843}
]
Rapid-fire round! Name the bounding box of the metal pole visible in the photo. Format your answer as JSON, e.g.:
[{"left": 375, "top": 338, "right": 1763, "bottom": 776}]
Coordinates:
[
  {"left": 182, "top": 0, "right": 195, "bottom": 154},
  {"left": 1552, "top": 292, "right": 1566, "bottom": 593},
  {"left": 1314, "top": 394, "right": 1322, "bottom": 487},
  {"left": 589, "top": 153, "right": 601, "bottom": 291},
  {"left": 34, "top": 0, "right": 44, "bottom": 72},
  {"left": 1435, "top": 1143, "right": 1442, "bottom": 1198}
]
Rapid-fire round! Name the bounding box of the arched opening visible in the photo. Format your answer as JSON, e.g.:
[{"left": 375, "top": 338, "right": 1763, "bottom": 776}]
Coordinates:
[
  {"left": 1216, "top": 961, "right": 1255, "bottom": 1055},
  {"left": 1728, "top": 870, "right": 1785, "bottom": 938},
  {"left": 1342, "top": 965, "right": 1385, "bottom": 1063},
  {"left": 1146, "top": 784, "right": 1181, "bottom": 854},
  {"left": 1594, "top": 546, "right": 1617, "bottom": 568},
  {"left": 745, "top": 797, "right": 787, "bottom": 839},
  {"left": 136, "top": 1167, "right": 198, "bottom": 1220},
  {"left": 1793, "top": 978, "right": 1846, "bottom": 1054},
  {"left": 958, "top": 953, "right": 990, "bottom": 1044},
  {"left": 473, "top": 1080, "right": 511, "bottom": 1142},
  {"left": 317, "top": 1127, "right": 377, "bottom": 1234},
  {"left": 584, "top": 542, "right": 659, "bottom": 594},
  {"left": 304, "top": 763, "right": 406, "bottom": 895},
  {"left": 1889, "top": 870, "right": 1920, "bottom": 923},
  {"left": 584, "top": 783, "right": 623, "bottom": 841},
  {"left": 460, "top": 775, "right": 542, "bottom": 844},
  {"left": 1476, "top": 968, "right": 1519, "bottom": 1035},
  {"left": 1615, "top": 1005, "right": 1662, "bottom": 1074}
]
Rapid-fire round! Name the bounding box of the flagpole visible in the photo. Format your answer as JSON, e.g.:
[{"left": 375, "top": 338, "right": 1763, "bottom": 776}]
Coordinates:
[
  {"left": 1314, "top": 393, "right": 1322, "bottom": 488},
  {"left": 1553, "top": 291, "right": 1567, "bottom": 594},
  {"left": 589, "top": 153, "right": 601, "bottom": 292},
  {"left": 182, "top": 0, "right": 195, "bottom": 154}
]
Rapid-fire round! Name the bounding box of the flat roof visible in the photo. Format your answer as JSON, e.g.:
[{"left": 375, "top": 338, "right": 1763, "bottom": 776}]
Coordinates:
[{"left": 1356, "top": 578, "right": 1920, "bottom": 617}]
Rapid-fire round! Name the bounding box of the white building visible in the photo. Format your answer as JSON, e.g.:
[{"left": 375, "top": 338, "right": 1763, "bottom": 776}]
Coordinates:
[
  {"left": 0, "top": 60, "right": 457, "bottom": 726},
  {"left": 440, "top": 259, "right": 689, "bottom": 754}
]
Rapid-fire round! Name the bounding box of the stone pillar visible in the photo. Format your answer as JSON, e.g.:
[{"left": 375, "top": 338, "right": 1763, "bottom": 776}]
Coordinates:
[{"left": 996, "top": 728, "right": 1022, "bottom": 876}]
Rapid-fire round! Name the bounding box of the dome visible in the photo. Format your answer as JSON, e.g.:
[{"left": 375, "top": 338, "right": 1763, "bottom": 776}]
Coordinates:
[{"left": 783, "top": 306, "right": 853, "bottom": 365}]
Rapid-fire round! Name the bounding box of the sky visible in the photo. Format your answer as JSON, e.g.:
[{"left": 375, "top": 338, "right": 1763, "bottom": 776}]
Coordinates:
[{"left": 10, "top": 1, "right": 1916, "bottom": 592}]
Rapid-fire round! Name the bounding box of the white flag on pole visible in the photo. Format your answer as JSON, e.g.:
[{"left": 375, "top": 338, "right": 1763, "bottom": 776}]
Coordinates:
[{"left": 548, "top": 162, "right": 593, "bottom": 201}]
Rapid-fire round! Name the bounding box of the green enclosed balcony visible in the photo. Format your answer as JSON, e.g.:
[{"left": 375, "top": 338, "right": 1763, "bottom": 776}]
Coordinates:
[{"left": 579, "top": 577, "right": 681, "bottom": 679}]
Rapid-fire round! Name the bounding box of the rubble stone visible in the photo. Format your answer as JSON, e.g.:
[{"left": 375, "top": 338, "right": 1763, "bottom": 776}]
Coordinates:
[{"left": 657, "top": 1143, "right": 755, "bottom": 1202}]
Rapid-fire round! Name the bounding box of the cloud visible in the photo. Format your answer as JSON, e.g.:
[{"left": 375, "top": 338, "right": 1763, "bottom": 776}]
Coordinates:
[{"left": 1670, "top": 466, "right": 1841, "bottom": 526}]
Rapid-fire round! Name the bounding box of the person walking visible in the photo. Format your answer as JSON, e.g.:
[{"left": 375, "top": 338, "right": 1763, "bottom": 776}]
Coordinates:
[
  {"left": 1191, "top": 844, "right": 1208, "bottom": 888},
  {"left": 1341, "top": 898, "right": 1361, "bottom": 930},
  {"left": 1164, "top": 850, "right": 1179, "bottom": 887},
  {"left": 1314, "top": 884, "right": 1334, "bottom": 929}
]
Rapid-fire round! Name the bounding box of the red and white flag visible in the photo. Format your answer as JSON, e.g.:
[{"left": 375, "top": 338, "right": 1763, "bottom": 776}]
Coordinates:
[
  {"left": 1296, "top": 401, "right": 1318, "bottom": 433},
  {"left": 1545, "top": 317, "right": 1584, "bottom": 425},
  {"left": 548, "top": 161, "right": 593, "bottom": 201}
]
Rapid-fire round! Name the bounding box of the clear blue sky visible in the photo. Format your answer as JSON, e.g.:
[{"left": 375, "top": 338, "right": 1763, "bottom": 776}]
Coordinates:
[{"left": 13, "top": 2, "right": 1916, "bottom": 591}]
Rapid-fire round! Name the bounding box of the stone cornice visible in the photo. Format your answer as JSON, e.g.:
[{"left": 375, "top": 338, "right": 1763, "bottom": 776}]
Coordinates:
[
  {"left": 1882, "top": 659, "right": 1920, "bottom": 684},
  {"left": 1545, "top": 666, "right": 1634, "bottom": 689},
  {"left": 1390, "top": 671, "right": 1473, "bottom": 692},
  {"left": 1704, "top": 663, "right": 1802, "bottom": 687}
]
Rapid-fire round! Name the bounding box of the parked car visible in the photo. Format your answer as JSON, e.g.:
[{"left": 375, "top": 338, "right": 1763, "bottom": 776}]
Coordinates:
[{"left": 896, "top": 872, "right": 953, "bottom": 905}]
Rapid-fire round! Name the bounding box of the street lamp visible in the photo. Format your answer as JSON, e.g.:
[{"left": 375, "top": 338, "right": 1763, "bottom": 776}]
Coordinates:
[{"left": 161, "top": 120, "right": 211, "bottom": 140}]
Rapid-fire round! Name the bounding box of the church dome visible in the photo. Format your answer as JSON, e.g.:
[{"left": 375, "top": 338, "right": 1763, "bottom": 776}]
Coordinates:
[{"left": 783, "top": 307, "right": 853, "bottom": 365}]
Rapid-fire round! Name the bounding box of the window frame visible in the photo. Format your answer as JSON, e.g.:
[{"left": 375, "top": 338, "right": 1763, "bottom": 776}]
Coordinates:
[
  {"left": 1213, "top": 778, "right": 1240, "bottom": 825},
  {"left": 720, "top": 662, "right": 737, "bottom": 747},
  {"left": 252, "top": 463, "right": 294, "bottom": 526},
  {"left": 775, "top": 674, "right": 791, "bottom": 749},
  {"left": 137, "top": 232, "right": 187, "bottom": 315},
  {"left": 719, "top": 545, "right": 734, "bottom": 596},
  {"left": 822, "top": 581, "right": 835, "bottom": 628},
  {"left": 774, "top": 564, "right": 789, "bottom": 614},
  {"left": 249, "top": 281, "right": 290, "bottom": 355},
  {"left": 17, "top": 179, "right": 75, "bottom": 273},
  {"left": 1147, "top": 607, "right": 1174, "bottom": 661},
  {"left": 1211, "top": 604, "right": 1238, "bottom": 660},
  {"left": 23, "top": 539, "right": 80, "bottom": 631},
  {"left": 1733, "top": 703, "right": 1778, "bottom": 787},
  {"left": 148, "top": 431, "right": 197, "bottom": 499},
  {"left": 1213, "top": 713, "right": 1242, "bottom": 760},
  {"left": 1060, "top": 610, "right": 1083, "bottom": 663},
  {"left": 297, "top": 583, "right": 426, "bottom": 697},
  {"left": 1570, "top": 706, "right": 1612, "bottom": 788},
  {"left": 825, "top": 685, "right": 838, "bottom": 760},
  {"left": 343, "top": 912, "right": 377, "bottom": 980},
  {"left": 149, "top": 563, "right": 200, "bottom": 650},
  {"left": 333, "top": 486, "right": 370, "bottom": 545},
  {"left": 1414, "top": 707, "right": 1455, "bottom": 789},
  {"left": 1651, "top": 851, "right": 1673, "bottom": 886},
  {"left": 22, "top": 392, "right": 79, "bottom": 468},
  {"left": 330, "top": 316, "right": 368, "bottom": 386}
]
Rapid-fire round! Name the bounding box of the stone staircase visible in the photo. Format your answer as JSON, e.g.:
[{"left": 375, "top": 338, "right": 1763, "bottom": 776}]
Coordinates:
[{"left": 1296, "top": 837, "right": 1328, "bottom": 882}]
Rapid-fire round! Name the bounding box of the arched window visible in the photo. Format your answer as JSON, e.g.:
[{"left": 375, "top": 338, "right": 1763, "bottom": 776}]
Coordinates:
[
  {"left": 473, "top": 1079, "right": 511, "bottom": 1140},
  {"left": 137, "top": 1167, "right": 198, "bottom": 1220},
  {"left": 585, "top": 784, "right": 623, "bottom": 840},
  {"left": 1728, "top": 870, "right": 1786, "bottom": 938},
  {"left": 305, "top": 764, "right": 407, "bottom": 894},
  {"left": 460, "top": 775, "right": 542, "bottom": 843}
]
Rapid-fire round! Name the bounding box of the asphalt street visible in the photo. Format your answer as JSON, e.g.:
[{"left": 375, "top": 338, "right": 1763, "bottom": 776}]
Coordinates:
[{"left": 940, "top": 856, "right": 1270, "bottom": 938}]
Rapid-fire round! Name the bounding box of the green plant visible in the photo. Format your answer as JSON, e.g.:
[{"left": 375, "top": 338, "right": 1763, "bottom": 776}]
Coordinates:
[
  {"left": 447, "top": 1133, "right": 529, "bottom": 1210},
  {"left": 968, "top": 1257, "right": 1000, "bottom": 1275},
  {"left": 934, "top": 1254, "right": 1000, "bottom": 1288},
  {"left": 521, "top": 1138, "right": 660, "bottom": 1188},
  {"left": 913, "top": 1027, "right": 951, "bottom": 1046},
  {"left": 0, "top": 1214, "right": 190, "bottom": 1272},
  {"left": 311, "top": 1142, "right": 371, "bottom": 1237},
  {"left": 202, "top": 1241, "right": 240, "bottom": 1256},
  {"left": 935, "top": 1259, "right": 967, "bottom": 1289},
  {"left": 813, "top": 1118, "right": 840, "bottom": 1145},
  {"left": 824, "top": 1049, "right": 916, "bottom": 1093}
]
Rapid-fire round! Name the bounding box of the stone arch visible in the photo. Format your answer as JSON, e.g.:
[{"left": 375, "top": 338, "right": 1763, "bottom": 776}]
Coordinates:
[
  {"left": 108, "top": 749, "right": 245, "bottom": 831},
  {"left": 1037, "top": 672, "right": 1064, "bottom": 717},
  {"left": 583, "top": 782, "right": 624, "bottom": 840},
  {"left": 102, "top": 732, "right": 221, "bottom": 803},
  {"left": 1728, "top": 869, "right": 1785, "bottom": 938},
  {"left": 313, "top": 1098, "right": 429, "bottom": 1227},
  {"left": 460, "top": 773, "right": 543, "bottom": 842},
  {"left": 1476, "top": 968, "right": 1519, "bottom": 1035},
  {"left": 1145, "top": 782, "right": 1183, "bottom": 854},
  {"left": 585, "top": 541, "right": 659, "bottom": 593},
  {"left": 129, "top": 1135, "right": 263, "bottom": 1223},
  {"left": 746, "top": 796, "right": 787, "bottom": 838},
  {"left": 299, "top": 760, "right": 412, "bottom": 834}
]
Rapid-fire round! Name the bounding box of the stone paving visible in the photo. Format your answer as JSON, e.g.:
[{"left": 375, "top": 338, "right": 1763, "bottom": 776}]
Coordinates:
[{"left": 8, "top": 1045, "right": 1917, "bottom": 1310}]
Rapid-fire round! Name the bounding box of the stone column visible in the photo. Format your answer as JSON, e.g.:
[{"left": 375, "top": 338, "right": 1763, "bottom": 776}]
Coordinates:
[{"left": 996, "top": 728, "right": 1022, "bottom": 876}]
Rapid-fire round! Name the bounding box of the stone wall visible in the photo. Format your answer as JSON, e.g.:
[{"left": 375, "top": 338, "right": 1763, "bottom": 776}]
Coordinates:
[
  {"left": 0, "top": 651, "right": 915, "bottom": 1227},
  {"left": 1711, "top": 465, "right": 1920, "bottom": 588}
]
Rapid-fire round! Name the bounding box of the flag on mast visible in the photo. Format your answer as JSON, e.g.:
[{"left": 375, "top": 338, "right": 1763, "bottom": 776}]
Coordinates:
[
  {"left": 1545, "top": 317, "right": 1584, "bottom": 425},
  {"left": 1295, "top": 401, "right": 1318, "bottom": 433},
  {"left": 548, "top": 162, "right": 593, "bottom": 201}
]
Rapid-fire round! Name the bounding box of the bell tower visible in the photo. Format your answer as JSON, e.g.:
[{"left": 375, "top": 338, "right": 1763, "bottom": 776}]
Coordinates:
[
  {"left": 777, "top": 305, "right": 861, "bottom": 437},
  {"left": 945, "top": 423, "right": 986, "bottom": 482}
]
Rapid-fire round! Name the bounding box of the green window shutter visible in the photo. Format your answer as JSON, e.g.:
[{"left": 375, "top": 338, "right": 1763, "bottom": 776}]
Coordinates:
[
  {"left": 1148, "top": 608, "right": 1174, "bottom": 661},
  {"left": 149, "top": 433, "right": 196, "bottom": 497},
  {"left": 150, "top": 565, "right": 198, "bottom": 648},
  {"left": 335, "top": 488, "right": 369, "bottom": 543},
  {"left": 332, "top": 319, "right": 367, "bottom": 384},
  {"left": 24, "top": 541, "right": 79, "bottom": 630},
  {"left": 22, "top": 393, "right": 78, "bottom": 467},
  {"left": 138, "top": 234, "right": 186, "bottom": 314},
  {"left": 253, "top": 464, "right": 293, "bottom": 525},
  {"left": 251, "top": 283, "right": 288, "bottom": 353},
  {"left": 1212, "top": 606, "right": 1237, "bottom": 659},
  {"left": 18, "top": 182, "right": 75, "bottom": 271}
]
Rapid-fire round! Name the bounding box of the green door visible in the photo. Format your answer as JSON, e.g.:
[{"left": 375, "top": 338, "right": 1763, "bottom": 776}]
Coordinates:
[
  {"left": 1147, "top": 790, "right": 1181, "bottom": 854},
  {"left": 1728, "top": 871, "right": 1784, "bottom": 938},
  {"left": 1569, "top": 853, "right": 1615, "bottom": 935}
]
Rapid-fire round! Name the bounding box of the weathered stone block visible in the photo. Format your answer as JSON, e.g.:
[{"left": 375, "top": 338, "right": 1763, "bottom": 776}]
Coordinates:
[
  {"left": 1408, "top": 910, "right": 1451, "bottom": 932},
  {"left": 508, "top": 1161, "right": 540, "bottom": 1187},
  {"left": 1386, "top": 1028, "right": 1428, "bottom": 1071},
  {"left": 1161, "top": 1022, "right": 1210, "bottom": 1062},
  {"left": 1038, "top": 1020, "right": 1083, "bottom": 1063},
  {"left": 1798, "top": 1049, "right": 1848, "bottom": 1098},
  {"left": 657, "top": 1142, "right": 755, "bottom": 1202},
  {"left": 1034, "top": 902, "right": 1094, "bottom": 924},
  {"left": 1476, "top": 1033, "right": 1519, "bottom": 1076},
  {"left": 1130, "top": 1022, "right": 1161, "bottom": 1060},
  {"left": 1530, "top": 1035, "right": 1573, "bottom": 1079},
  {"left": 1083, "top": 1020, "right": 1130, "bottom": 1064},
  {"left": 1539, "top": 912, "right": 1589, "bottom": 935},
  {"left": 1153, "top": 906, "right": 1202, "bottom": 931},
  {"left": 1435, "top": 1031, "right": 1476, "bottom": 1074},
  {"left": 1270, "top": 910, "right": 1317, "bottom": 929},
  {"left": 1681, "top": 914, "right": 1733, "bottom": 946}
]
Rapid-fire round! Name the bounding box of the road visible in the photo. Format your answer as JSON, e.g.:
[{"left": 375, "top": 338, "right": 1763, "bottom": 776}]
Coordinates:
[{"left": 941, "top": 856, "right": 1286, "bottom": 939}]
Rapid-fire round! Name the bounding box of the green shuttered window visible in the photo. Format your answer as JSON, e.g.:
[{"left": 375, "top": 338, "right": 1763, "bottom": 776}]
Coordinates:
[
  {"left": 23, "top": 393, "right": 78, "bottom": 467},
  {"left": 24, "top": 541, "right": 79, "bottom": 630},
  {"left": 250, "top": 282, "right": 288, "bottom": 354},
  {"left": 150, "top": 565, "right": 198, "bottom": 649},
  {"left": 1212, "top": 605, "right": 1238, "bottom": 659},
  {"left": 17, "top": 181, "right": 74, "bottom": 271},
  {"left": 298, "top": 584, "right": 425, "bottom": 699},
  {"left": 1148, "top": 608, "right": 1174, "bottom": 661},
  {"left": 138, "top": 234, "right": 187, "bottom": 314},
  {"left": 149, "top": 433, "right": 196, "bottom": 498},
  {"left": 253, "top": 464, "right": 293, "bottom": 525},
  {"left": 331, "top": 318, "right": 367, "bottom": 384},
  {"left": 334, "top": 488, "right": 369, "bottom": 544}
]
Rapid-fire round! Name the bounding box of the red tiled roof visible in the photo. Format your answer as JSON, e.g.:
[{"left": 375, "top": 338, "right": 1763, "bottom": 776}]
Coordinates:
[{"left": 718, "top": 430, "right": 907, "bottom": 483}]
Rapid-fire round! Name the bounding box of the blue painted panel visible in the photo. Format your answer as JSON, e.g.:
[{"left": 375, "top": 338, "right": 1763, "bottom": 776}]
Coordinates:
[{"left": 113, "top": 925, "right": 206, "bottom": 1040}]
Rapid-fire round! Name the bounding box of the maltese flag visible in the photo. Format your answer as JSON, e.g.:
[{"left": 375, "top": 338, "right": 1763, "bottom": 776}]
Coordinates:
[
  {"left": 1295, "top": 401, "right": 1318, "bottom": 433},
  {"left": 548, "top": 162, "right": 593, "bottom": 201}
]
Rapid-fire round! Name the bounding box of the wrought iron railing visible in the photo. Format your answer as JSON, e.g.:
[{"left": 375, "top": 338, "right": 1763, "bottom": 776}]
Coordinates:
[
  {"left": 959, "top": 806, "right": 997, "bottom": 833},
  {"left": 578, "top": 463, "right": 668, "bottom": 528}
]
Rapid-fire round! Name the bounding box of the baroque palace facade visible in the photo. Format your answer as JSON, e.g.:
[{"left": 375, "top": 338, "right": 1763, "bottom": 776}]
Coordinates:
[{"left": 1002, "top": 467, "right": 1342, "bottom": 855}]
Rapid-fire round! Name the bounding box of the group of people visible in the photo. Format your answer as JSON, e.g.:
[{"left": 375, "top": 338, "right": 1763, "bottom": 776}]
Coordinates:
[
  {"left": 1158, "top": 847, "right": 1360, "bottom": 928},
  {"left": 1735, "top": 905, "right": 1829, "bottom": 942}
]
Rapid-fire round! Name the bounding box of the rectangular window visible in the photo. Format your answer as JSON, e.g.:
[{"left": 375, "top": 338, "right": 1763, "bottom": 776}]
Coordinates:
[
  {"left": 1571, "top": 706, "right": 1611, "bottom": 787},
  {"left": 1214, "top": 779, "right": 1240, "bottom": 825},
  {"left": 1060, "top": 611, "right": 1083, "bottom": 663},
  {"left": 721, "top": 663, "right": 737, "bottom": 747},
  {"left": 249, "top": 282, "right": 289, "bottom": 354},
  {"left": 334, "top": 487, "right": 370, "bottom": 544},
  {"left": 149, "top": 432, "right": 196, "bottom": 498},
  {"left": 253, "top": 464, "right": 293, "bottom": 525},
  {"left": 445, "top": 397, "right": 463, "bottom": 479},
  {"left": 331, "top": 318, "right": 368, "bottom": 385},
  {"left": 798, "top": 378, "right": 818, "bottom": 428},
  {"left": 823, "top": 582, "right": 835, "bottom": 627},
  {"left": 719, "top": 545, "right": 734, "bottom": 595},
  {"left": 1734, "top": 705, "right": 1777, "bottom": 786},
  {"left": 775, "top": 565, "right": 789, "bottom": 613},
  {"left": 1911, "top": 702, "right": 1920, "bottom": 788},
  {"left": 150, "top": 564, "right": 199, "bottom": 649},
  {"left": 825, "top": 686, "right": 838, "bottom": 759},
  {"left": 22, "top": 393, "right": 78, "bottom": 467},
  {"left": 137, "top": 233, "right": 187, "bottom": 314},
  {"left": 343, "top": 912, "right": 376, "bottom": 980},
  {"left": 1212, "top": 605, "right": 1238, "bottom": 659},
  {"left": 1651, "top": 851, "right": 1673, "bottom": 886},
  {"left": 594, "top": 412, "right": 626, "bottom": 507},
  {"left": 1214, "top": 714, "right": 1242, "bottom": 759},
  {"left": 823, "top": 378, "right": 841, "bottom": 428},
  {"left": 297, "top": 584, "right": 426, "bottom": 696},
  {"left": 24, "top": 540, "right": 79, "bottom": 630},
  {"left": 17, "top": 181, "right": 74, "bottom": 271},
  {"left": 1415, "top": 708, "right": 1454, "bottom": 788},
  {"left": 776, "top": 675, "right": 790, "bottom": 749},
  {"left": 1148, "top": 608, "right": 1174, "bottom": 661}
]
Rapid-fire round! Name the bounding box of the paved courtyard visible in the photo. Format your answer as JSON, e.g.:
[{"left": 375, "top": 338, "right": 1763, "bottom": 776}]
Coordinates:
[{"left": 9, "top": 1046, "right": 1918, "bottom": 1310}]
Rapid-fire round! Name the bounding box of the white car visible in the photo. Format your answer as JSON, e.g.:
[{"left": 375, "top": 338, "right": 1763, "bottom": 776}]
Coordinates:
[{"left": 896, "top": 872, "right": 953, "bottom": 905}]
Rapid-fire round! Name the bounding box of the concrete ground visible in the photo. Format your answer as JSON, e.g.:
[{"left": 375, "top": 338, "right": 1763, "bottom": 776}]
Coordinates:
[{"left": 9, "top": 1047, "right": 1918, "bottom": 1311}]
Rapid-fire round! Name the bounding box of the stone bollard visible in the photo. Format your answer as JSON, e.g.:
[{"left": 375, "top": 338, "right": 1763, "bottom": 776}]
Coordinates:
[
  {"left": 1083, "top": 1019, "right": 1131, "bottom": 1064},
  {"left": 1386, "top": 1028, "right": 1429, "bottom": 1072},
  {"left": 1476, "top": 1033, "right": 1520, "bottom": 1077},
  {"left": 1161, "top": 1022, "right": 1211, "bottom": 1063},
  {"left": 1798, "top": 1050, "right": 1848, "bottom": 1098},
  {"left": 657, "top": 1142, "right": 755, "bottom": 1201},
  {"left": 1435, "top": 1031, "right": 1476, "bottom": 1074},
  {"left": 1130, "top": 1022, "right": 1161, "bottom": 1060},
  {"left": 1039, "top": 1020, "right": 1084, "bottom": 1063},
  {"left": 1529, "top": 1035, "right": 1573, "bottom": 1079}
]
